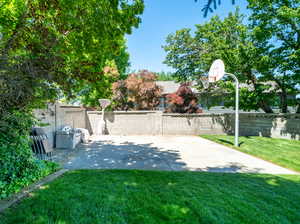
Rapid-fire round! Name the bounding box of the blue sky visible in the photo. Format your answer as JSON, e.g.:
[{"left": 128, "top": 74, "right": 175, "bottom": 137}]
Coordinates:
[{"left": 126, "top": 0, "right": 249, "bottom": 73}]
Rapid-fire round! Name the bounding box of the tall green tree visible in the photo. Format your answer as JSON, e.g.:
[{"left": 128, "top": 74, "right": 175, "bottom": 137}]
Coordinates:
[
  {"left": 155, "top": 71, "right": 176, "bottom": 81},
  {"left": 163, "top": 10, "right": 276, "bottom": 113},
  {"left": 0, "top": 0, "right": 144, "bottom": 194},
  {"left": 71, "top": 41, "right": 131, "bottom": 107},
  {"left": 0, "top": 0, "right": 144, "bottom": 114},
  {"left": 74, "top": 60, "right": 121, "bottom": 107},
  {"left": 248, "top": 0, "right": 300, "bottom": 113}
]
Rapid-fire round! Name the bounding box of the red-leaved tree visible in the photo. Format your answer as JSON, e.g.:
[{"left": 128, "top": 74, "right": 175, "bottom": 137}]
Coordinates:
[
  {"left": 112, "top": 70, "right": 162, "bottom": 110},
  {"left": 165, "top": 83, "right": 202, "bottom": 113}
]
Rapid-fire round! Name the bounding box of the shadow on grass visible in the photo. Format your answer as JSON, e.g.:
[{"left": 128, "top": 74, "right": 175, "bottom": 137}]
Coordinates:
[
  {"left": 198, "top": 162, "right": 262, "bottom": 173},
  {"left": 218, "top": 138, "right": 245, "bottom": 147},
  {"left": 1, "top": 170, "right": 300, "bottom": 224}
]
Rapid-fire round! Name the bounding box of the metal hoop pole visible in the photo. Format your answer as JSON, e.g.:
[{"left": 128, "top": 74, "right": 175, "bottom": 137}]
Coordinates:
[
  {"left": 101, "top": 108, "right": 105, "bottom": 122},
  {"left": 225, "top": 73, "right": 239, "bottom": 147}
]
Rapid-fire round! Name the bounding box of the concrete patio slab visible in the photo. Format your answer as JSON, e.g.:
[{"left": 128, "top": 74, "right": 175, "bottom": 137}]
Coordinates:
[{"left": 53, "top": 135, "right": 297, "bottom": 174}]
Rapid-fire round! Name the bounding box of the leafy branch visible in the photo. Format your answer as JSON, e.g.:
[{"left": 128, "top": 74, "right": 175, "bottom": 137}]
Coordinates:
[{"left": 195, "top": 0, "right": 236, "bottom": 17}]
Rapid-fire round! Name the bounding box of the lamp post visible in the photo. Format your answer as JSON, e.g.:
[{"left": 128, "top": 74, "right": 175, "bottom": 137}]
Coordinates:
[
  {"left": 208, "top": 59, "right": 239, "bottom": 147},
  {"left": 98, "top": 99, "right": 111, "bottom": 135}
]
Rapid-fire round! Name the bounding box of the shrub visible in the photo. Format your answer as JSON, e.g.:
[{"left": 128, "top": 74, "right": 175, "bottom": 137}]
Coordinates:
[
  {"left": 165, "top": 83, "right": 202, "bottom": 113},
  {"left": 112, "top": 70, "right": 162, "bottom": 110},
  {"left": 0, "top": 111, "right": 59, "bottom": 199}
]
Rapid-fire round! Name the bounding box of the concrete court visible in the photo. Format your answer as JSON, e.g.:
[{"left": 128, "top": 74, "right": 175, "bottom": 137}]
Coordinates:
[{"left": 55, "top": 135, "right": 297, "bottom": 174}]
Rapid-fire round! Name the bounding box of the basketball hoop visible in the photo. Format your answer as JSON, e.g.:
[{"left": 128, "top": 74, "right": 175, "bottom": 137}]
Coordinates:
[
  {"left": 208, "top": 59, "right": 225, "bottom": 83},
  {"left": 207, "top": 59, "right": 240, "bottom": 147}
]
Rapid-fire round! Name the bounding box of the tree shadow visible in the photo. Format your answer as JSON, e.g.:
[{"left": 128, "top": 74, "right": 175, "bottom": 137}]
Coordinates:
[
  {"left": 212, "top": 113, "right": 276, "bottom": 138},
  {"left": 280, "top": 114, "right": 300, "bottom": 140},
  {"left": 52, "top": 137, "right": 282, "bottom": 174},
  {"left": 218, "top": 139, "right": 244, "bottom": 147},
  {"left": 193, "top": 162, "right": 263, "bottom": 173},
  {"left": 59, "top": 139, "right": 187, "bottom": 171},
  {"left": 211, "top": 113, "right": 235, "bottom": 135}
]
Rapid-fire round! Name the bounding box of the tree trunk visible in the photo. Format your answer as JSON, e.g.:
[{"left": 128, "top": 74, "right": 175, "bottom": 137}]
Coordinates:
[
  {"left": 296, "top": 104, "right": 300, "bottom": 114},
  {"left": 245, "top": 71, "right": 274, "bottom": 113},
  {"left": 280, "top": 90, "right": 288, "bottom": 113},
  {"left": 259, "top": 101, "right": 274, "bottom": 113},
  {"left": 274, "top": 78, "right": 289, "bottom": 113}
]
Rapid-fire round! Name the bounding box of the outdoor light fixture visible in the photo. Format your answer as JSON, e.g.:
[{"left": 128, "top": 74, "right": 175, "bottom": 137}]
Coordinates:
[{"left": 208, "top": 59, "right": 240, "bottom": 147}]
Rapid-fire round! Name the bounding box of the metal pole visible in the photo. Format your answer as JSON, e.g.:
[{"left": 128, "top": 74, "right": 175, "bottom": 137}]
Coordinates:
[
  {"left": 101, "top": 108, "right": 105, "bottom": 122},
  {"left": 100, "top": 108, "right": 105, "bottom": 135},
  {"left": 225, "top": 73, "right": 239, "bottom": 147}
]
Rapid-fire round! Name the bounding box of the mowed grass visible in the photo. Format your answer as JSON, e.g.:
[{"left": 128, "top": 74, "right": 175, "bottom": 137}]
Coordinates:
[
  {"left": 201, "top": 135, "right": 300, "bottom": 172},
  {"left": 1, "top": 170, "right": 300, "bottom": 224}
]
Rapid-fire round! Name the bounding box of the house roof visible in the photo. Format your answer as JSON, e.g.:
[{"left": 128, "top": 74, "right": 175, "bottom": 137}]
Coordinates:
[
  {"left": 155, "top": 81, "right": 180, "bottom": 95},
  {"left": 239, "top": 81, "right": 280, "bottom": 92},
  {"left": 156, "top": 80, "right": 284, "bottom": 95},
  {"left": 155, "top": 81, "right": 199, "bottom": 95}
]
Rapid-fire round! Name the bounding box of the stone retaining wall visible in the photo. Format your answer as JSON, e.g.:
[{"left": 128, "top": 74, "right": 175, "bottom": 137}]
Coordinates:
[
  {"left": 161, "top": 113, "right": 232, "bottom": 135},
  {"left": 86, "top": 111, "right": 232, "bottom": 136},
  {"left": 87, "top": 111, "right": 300, "bottom": 140},
  {"left": 35, "top": 104, "right": 300, "bottom": 148},
  {"left": 87, "top": 111, "right": 161, "bottom": 135},
  {"left": 239, "top": 113, "right": 300, "bottom": 140},
  {"left": 34, "top": 104, "right": 86, "bottom": 148}
]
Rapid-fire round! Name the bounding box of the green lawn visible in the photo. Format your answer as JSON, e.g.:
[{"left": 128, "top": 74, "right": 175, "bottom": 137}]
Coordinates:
[
  {"left": 1, "top": 170, "right": 300, "bottom": 224},
  {"left": 201, "top": 135, "right": 300, "bottom": 172}
]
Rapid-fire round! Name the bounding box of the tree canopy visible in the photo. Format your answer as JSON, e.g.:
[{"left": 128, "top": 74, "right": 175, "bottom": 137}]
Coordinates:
[
  {"left": 70, "top": 42, "right": 131, "bottom": 107},
  {"left": 163, "top": 8, "right": 299, "bottom": 113},
  {"left": 0, "top": 0, "right": 144, "bottom": 113},
  {"left": 112, "top": 70, "right": 162, "bottom": 110},
  {"left": 248, "top": 0, "right": 300, "bottom": 112},
  {"left": 155, "top": 71, "right": 176, "bottom": 81}
]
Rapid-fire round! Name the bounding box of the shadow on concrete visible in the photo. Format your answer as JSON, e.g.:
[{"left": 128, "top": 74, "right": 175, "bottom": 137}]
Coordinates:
[
  {"left": 193, "top": 162, "right": 263, "bottom": 173},
  {"left": 53, "top": 139, "right": 266, "bottom": 173},
  {"left": 62, "top": 139, "right": 186, "bottom": 170}
]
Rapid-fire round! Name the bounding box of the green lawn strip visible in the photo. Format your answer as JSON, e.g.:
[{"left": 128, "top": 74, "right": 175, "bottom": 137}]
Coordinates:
[
  {"left": 201, "top": 135, "right": 300, "bottom": 172},
  {"left": 1, "top": 170, "right": 300, "bottom": 224}
]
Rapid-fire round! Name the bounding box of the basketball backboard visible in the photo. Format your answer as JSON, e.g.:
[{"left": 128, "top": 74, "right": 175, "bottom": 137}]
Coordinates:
[{"left": 208, "top": 59, "right": 225, "bottom": 82}]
